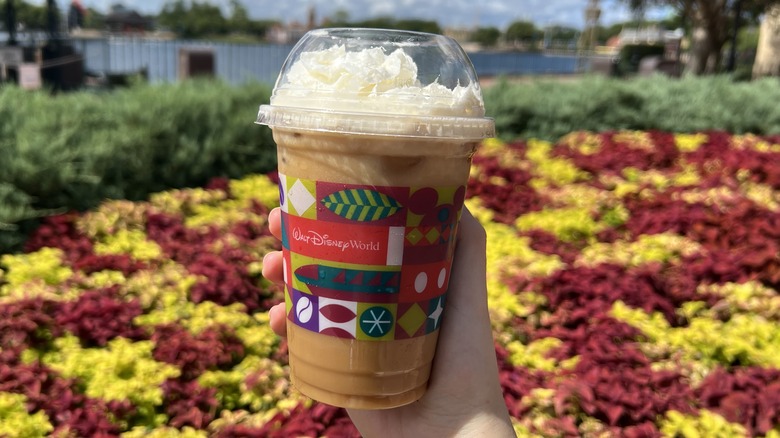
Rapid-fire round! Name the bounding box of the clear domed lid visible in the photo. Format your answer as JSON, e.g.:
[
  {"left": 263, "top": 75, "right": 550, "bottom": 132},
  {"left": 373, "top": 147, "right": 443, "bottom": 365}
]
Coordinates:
[{"left": 256, "top": 28, "right": 494, "bottom": 139}]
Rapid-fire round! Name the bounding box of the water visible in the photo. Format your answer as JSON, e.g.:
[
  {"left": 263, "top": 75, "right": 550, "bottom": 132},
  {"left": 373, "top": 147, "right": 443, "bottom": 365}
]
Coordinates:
[
  {"left": 65, "top": 37, "right": 578, "bottom": 85},
  {"left": 470, "top": 51, "right": 579, "bottom": 76}
]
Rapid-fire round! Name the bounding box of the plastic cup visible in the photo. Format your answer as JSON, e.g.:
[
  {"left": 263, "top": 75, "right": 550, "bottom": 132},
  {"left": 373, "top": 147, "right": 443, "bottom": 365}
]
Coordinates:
[{"left": 256, "top": 28, "right": 494, "bottom": 409}]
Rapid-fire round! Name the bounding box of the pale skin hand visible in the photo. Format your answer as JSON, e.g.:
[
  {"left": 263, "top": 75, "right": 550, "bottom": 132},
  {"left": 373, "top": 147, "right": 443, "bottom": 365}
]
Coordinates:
[{"left": 263, "top": 207, "right": 516, "bottom": 438}]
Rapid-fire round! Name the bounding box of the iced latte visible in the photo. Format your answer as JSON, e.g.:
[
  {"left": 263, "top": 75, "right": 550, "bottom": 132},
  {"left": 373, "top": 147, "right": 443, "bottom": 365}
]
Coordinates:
[{"left": 256, "top": 28, "right": 494, "bottom": 409}]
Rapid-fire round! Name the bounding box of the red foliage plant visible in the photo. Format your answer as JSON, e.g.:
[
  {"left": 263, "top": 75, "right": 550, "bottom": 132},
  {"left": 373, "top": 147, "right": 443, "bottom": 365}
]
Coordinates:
[
  {"left": 186, "top": 249, "right": 266, "bottom": 312},
  {"left": 152, "top": 324, "right": 245, "bottom": 381},
  {"left": 0, "top": 298, "right": 61, "bottom": 355},
  {"left": 24, "top": 213, "right": 93, "bottom": 261},
  {"left": 537, "top": 264, "right": 712, "bottom": 329},
  {"left": 55, "top": 287, "right": 148, "bottom": 347},
  {"left": 696, "top": 367, "right": 780, "bottom": 436},
  {"left": 684, "top": 131, "right": 780, "bottom": 190},
  {"left": 554, "top": 131, "right": 680, "bottom": 175},
  {"left": 145, "top": 213, "right": 222, "bottom": 266},
  {"left": 146, "top": 212, "right": 272, "bottom": 311},
  {"left": 522, "top": 229, "right": 583, "bottom": 264},
  {"left": 535, "top": 316, "right": 642, "bottom": 361},
  {"left": 622, "top": 193, "right": 710, "bottom": 238},
  {"left": 625, "top": 190, "right": 780, "bottom": 286},
  {"left": 229, "top": 218, "right": 272, "bottom": 242},
  {"left": 495, "top": 344, "right": 553, "bottom": 419},
  {"left": 161, "top": 378, "right": 218, "bottom": 429},
  {"left": 561, "top": 343, "right": 694, "bottom": 434},
  {"left": 0, "top": 350, "right": 131, "bottom": 436},
  {"left": 204, "top": 177, "right": 231, "bottom": 194},
  {"left": 72, "top": 253, "right": 145, "bottom": 276},
  {"left": 467, "top": 154, "right": 547, "bottom": 224}
]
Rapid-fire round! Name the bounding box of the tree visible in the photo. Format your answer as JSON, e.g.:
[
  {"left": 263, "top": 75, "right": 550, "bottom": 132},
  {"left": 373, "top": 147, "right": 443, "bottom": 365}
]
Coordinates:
[
  {"left": 471, "top": 27, "right": 501, "bottom": 47},
  {"left": 548, "top": 25, "right": 579, "bottom": 41},
  {"left": 505, "top": 20, "right": 539, "bottom": 44},
  {"left": 45, "top": 0, "right": 58, "bottom": 35},
  {"left": 596, "top": 18, "right": 678, "bottom": 45},
  {"left": 228, "top": 0, "right": 250, "bottom": 34},
  {"left": 753, "top": 4, "right": 780, "bottom": 77},
  {"left": 244, "top": 19, "right": 278, "bottom": 38},
  {"left": 328, "top": 9, "right": 350, "bottom": 26},
  {"left": 543, "top": 25, "right": 579, "bottom": 49},
  {"left": 0, "top": 0, "right": 48, "bottom": 30},
  {"left": 324, "top": 16, "right": 441, "bottom": 34},
  {"left": 621, "top": 0, "right": 775, "bottom": 74},
  {"left": 394, "top": 19, "right": 441, "bottom": 34},
  {"left": 347, "top": 16, "right": 396, "bottom": 30},
  {"left": 158, "top": 0, "right": 228, "bottom": 38},
  {"left": 157, "top": 0, "right": 186, "bottom": 34},
  {"left": 597, "top": 23, "right": 627, "bottom": 43},
  {"left": 83, "top": 7, "right": 104, "bottom": 29}
]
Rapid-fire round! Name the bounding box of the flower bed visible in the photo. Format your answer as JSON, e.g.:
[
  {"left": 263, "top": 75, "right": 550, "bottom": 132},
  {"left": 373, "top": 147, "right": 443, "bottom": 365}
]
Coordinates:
[{"left": 1, "top": 131, "right": 779, "bottom": 437}]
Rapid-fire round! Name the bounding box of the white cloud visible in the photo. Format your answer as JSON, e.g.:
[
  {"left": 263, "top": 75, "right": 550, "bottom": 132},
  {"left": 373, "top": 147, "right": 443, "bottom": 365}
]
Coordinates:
[
  {"left": 484, "top": 2, "right": 510, "bottom": 14},
  {"left": 369, "top": 2, "right": 395, "bottom": 17}
]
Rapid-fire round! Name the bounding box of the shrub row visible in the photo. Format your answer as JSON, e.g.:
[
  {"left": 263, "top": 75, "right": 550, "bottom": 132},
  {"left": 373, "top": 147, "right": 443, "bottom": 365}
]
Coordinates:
[
  {"left": 0, "top": 80, "right": 276, "bottom": 252},
  {"left": 484, "top": 75, "right": 780, "bottom": 141},
  {"left": 4, "top": 75, "right": 780, "bottom": 252}
]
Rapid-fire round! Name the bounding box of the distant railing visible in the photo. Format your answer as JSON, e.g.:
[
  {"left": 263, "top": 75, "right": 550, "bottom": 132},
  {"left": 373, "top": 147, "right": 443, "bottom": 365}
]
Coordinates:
[
  {"left": 70, "top": 37, "right": 295, "bottom": 84},
  {"left": 65, "top": 37, "right": 579, "bottom": 85}
]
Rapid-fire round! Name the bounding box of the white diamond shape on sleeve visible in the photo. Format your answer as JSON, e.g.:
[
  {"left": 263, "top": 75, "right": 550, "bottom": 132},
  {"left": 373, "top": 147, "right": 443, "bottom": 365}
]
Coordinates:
[
  {"left": 279, "top": 173, "right": 288, "bottom": 213},
  {"left": 288, "top": 179, "right": 316, "bottom": 216}
]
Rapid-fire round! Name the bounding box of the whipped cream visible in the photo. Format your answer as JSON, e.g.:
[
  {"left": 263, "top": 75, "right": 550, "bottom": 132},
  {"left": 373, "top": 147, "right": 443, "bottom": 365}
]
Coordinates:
[{"left": 271, "top": 45, "right": 485, "bottom": 117}]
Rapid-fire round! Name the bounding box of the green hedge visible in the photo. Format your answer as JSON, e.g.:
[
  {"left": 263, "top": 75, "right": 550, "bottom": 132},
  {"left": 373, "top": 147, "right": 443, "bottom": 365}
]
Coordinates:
[
  {"left": 4, "top": 75, "right": 780, "bottom": 252},
  {"left": 484, "top": 75, "right": 780, "bottom": 141},
  {"left": 0, "top": 80, "right": 276, "bottom": 252}
]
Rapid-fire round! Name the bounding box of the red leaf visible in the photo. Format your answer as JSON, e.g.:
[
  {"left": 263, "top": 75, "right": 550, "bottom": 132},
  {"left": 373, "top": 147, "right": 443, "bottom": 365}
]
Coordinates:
[{"left": 319, "top": 305, "right": 356, "bottom": 323}]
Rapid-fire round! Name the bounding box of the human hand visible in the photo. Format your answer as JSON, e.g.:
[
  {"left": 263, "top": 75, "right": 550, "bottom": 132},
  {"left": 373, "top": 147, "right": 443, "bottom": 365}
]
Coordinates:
[{"left": 263, "top": 207, "right": 516, "bottom": 438}]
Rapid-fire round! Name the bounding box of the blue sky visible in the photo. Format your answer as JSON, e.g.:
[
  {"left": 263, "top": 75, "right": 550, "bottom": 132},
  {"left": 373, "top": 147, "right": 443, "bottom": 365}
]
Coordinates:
[{"left": 51, "top": 0, "right": 673, "bottom": 30}]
